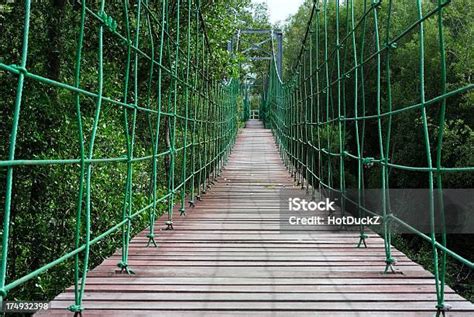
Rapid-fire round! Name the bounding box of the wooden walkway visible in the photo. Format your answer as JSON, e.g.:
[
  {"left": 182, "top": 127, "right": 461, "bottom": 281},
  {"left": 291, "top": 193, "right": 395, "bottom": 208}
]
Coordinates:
[{"left": 39, "top": 120, "right": 474, "bottom": 316}]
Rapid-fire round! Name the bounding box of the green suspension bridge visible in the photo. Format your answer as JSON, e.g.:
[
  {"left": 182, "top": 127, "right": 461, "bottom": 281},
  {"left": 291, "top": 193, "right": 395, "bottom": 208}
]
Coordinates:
[{"left": 0, "top": 0, "right": 473, "bottom": 315}]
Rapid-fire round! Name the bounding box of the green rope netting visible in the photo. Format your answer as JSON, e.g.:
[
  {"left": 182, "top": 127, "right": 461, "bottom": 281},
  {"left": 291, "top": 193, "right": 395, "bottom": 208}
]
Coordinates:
[
  {"left": 265, "top": 0, "right": 473, "bottom": 312},
  {"left": 0, "top": 0, "right": 239, "bottom": 311}
]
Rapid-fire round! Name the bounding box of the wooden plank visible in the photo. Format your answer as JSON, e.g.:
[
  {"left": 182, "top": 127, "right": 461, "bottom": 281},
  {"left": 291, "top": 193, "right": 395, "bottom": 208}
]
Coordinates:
[
  {"left": 36, "top": 120, "right": 474, "bottom": 316},
  {"left": 43, "top": 301, "right": 474, "bottom": 311},
  {"left": 70, "top": 277, "right": 440, "bottom": 285},
  {"left": 35, "top": 310, "right": 474, "bottom": 317},
  {"left": 86, "top": 269, "right": 432, "bottom": 279},
  {"left": 90, "top": 266, "right": 426, "bottom": 273},
  {"left": 63, "top": 284, "right": 452, "bottom": 293},
  {"left": 54, "top": 292, "right": 467, "bottom": 302}
]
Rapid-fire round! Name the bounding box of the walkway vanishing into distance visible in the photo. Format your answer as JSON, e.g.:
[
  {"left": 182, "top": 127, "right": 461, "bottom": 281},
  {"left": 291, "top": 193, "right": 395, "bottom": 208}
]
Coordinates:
[{"left": 37, "top": 121, "right": 474, "bottom": 316}]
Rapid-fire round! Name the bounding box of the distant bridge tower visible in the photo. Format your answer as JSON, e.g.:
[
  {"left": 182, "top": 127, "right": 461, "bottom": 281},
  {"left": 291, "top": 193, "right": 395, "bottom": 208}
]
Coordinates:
[{"left": 228, "top": 28, "right": 283, "bottom": 78}]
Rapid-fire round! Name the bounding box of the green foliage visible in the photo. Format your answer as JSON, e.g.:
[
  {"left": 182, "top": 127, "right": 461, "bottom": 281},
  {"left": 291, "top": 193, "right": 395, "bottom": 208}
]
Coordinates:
[{"left": 439, "top": 119, "right": 474, "bottom": 187}]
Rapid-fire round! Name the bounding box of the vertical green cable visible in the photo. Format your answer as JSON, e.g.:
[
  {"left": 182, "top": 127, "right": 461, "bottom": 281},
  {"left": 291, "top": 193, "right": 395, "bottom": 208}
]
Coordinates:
[
  {"left": 323, "top": 0, "right": 332, "bottom": 192},
  {"left": 144, "top": 0, "right": 156, "bottom": 248},
  {"left": 435, "top": 0, "right": 448, "bottom": 310},
  {"left": 358, "top": 0, "right": 369, "bottom": 248},
  {"left": 290, "top": 82, "right": 294, "bottom": 177},
  {"left": 351, "top": 0, "right": 366, "bottom": 248},
  {"left": 315, "top": 4, "right": 322, "bottom": 196},
  {"left": 382, "top": 0, "right": 395, "bottom": 255},
  {"left": 145, "top": 2, "right": 155, "bottom": 220},
  {"left": 71, "top": 0, "right": 87, "bottom": 310},
  {"left": 179, "top": 0, "right": 192, "bottom": 216},
  {"left": 72, "top": 0, "right": 108, "bottom": 310},
  {"left": 302, "top": 45, "right": 309, "bottom": 191},
  {"left": 202, "top": 54, "right": 210, "bottom": 195},
  {"left": 335, "top": 0, "right": 346, "bottom": 221},
  {"left": 209, "top": 81, "right": 215, "bottom": 186},
  {"left": 166, "top": 0, "right": 181, "bottom": 230},
  {"left": 0, "top": 0, "right": 32, "bottom": 307},
  {"left": 308, "top": 28, "right": 315, "bottom": 198},
  {"left": 119, "top": 0, "right": 143, "bottom": 275},
  {"left": 370, "top": 0, "right": 395, "bottom": 273},
  {"left": 196, "top": 33, "right": 205, "bottom": 202},
  {"left": 119, "top": 0, "right": 133, "bottom": 264},
  {"left": 189, "top": 3, "right": 201, "bottom": 208},
  {"left": 415, "top": 0, "right": 442, "bottom": 309},
  {"left": 298, "top": 73, "right": 303, "bottom": 187},
  {"left": 147, "top": 0, "right": 167, "bottom": 247}
]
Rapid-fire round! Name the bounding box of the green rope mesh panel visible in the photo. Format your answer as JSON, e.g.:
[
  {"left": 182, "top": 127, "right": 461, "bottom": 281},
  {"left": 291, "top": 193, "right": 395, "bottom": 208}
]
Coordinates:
[
  {"left": 265, "top": 0, "right": 473, "bottom": 312},
  {"left": 0, "top": 0, "right": 239, "bottom": 311}
]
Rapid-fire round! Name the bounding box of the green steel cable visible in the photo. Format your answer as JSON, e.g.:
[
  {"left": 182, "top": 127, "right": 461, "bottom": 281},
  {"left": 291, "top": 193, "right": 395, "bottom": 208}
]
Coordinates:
[
  {"left": 72, "top": 0, "right": 87, "bottom": 309},
  {"left": 165, "top": 0, "right": 181, "bottom": 231},
  {"left": 0, "top": 0, "right": 32, "bottom": 303},
  {"left": 189, "top": 3, "right": 201, "bottom": 208},
  {"left": 179, "top": 0, "right": 192, "bottom": 216},
  {"left": 147, "top": 0, "right": 167, "bottom": 248},
  {"left": 435, "top": 0, "right": 448, "bottom": 308}
]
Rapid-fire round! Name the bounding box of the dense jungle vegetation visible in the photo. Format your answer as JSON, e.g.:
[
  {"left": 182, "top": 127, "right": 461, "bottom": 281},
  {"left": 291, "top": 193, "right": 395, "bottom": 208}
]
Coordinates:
[{"left": 0, "top": 0, "right": 472, "bottom": 304}]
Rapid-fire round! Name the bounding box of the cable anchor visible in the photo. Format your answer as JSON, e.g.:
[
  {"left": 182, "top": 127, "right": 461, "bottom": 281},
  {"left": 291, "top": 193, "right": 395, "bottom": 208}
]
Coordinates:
[
  {"left": 357, "top": 233, "right": 368, "bottom": 248},
  {"left": 165, "top": 221, "right": 174, "bottom": 230},
  {"left": 117, "top": 261, "right": 135, "bottom": 275},
  {"left": 146, "top": 233, "right": 157, "bottom": 247},
  {"left": 384, "top": 257, "right": 397, "bottom": 274}
]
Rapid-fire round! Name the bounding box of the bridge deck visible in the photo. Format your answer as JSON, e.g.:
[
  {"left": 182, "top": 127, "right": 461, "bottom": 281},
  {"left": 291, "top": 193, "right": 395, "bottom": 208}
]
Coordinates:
[{"left": 38, "top": 120, "right": 473, "bottom": 316}]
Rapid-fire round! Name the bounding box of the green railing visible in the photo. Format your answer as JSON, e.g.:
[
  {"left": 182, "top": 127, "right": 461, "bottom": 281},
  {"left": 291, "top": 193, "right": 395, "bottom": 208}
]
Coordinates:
[
  {"left": 266, "top": 0, "right": 473, "bottom": 313},
  {"left": 0, "top": 0, "right": 239, "bottom": 312}
]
